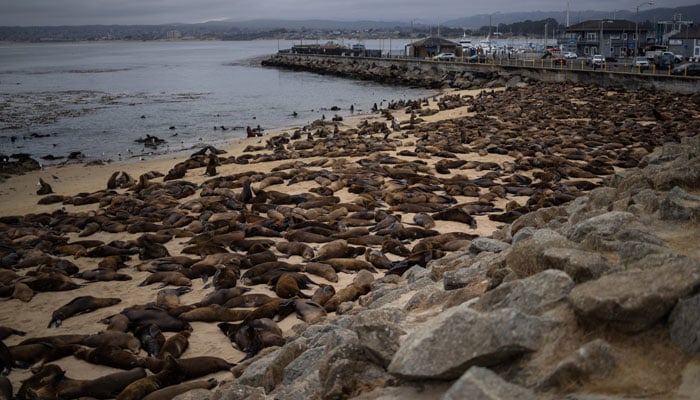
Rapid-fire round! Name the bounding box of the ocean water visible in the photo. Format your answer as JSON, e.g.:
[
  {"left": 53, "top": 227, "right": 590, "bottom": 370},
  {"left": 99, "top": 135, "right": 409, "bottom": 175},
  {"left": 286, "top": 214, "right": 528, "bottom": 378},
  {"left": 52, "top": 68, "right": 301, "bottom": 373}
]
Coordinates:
[{"left": 0, "top": 40, "right": 433, "bottom": 163}]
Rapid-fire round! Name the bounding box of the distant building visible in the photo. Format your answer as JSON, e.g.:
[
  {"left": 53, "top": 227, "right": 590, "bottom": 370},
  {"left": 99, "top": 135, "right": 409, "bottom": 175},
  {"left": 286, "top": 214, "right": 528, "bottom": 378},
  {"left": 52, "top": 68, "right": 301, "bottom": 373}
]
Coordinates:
[
  {"left": 405, "top": 36, "right": 462, "bottom": 58},
  {"left": 668, "top": 24, "right": 700, "bottom": 61},
  {"left": 562, "top": 20, "right": 654, "bottom": 57},
  {"left": 166, "top": 30, "right": 181, "bottom": 40}
]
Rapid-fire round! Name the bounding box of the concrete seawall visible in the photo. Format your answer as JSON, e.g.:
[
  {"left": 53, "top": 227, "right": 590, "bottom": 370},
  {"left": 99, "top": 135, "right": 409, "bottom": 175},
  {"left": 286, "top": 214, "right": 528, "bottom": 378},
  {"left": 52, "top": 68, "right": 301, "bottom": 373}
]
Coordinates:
[{"left": 262, "top": 53, "right": 700, "bottom": 94}]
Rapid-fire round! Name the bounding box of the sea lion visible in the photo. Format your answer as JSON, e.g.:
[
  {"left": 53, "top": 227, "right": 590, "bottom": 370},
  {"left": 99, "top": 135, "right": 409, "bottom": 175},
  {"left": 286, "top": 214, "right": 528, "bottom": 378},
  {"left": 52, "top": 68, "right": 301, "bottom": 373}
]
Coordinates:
[
  {"left": 22, "top": 273, "right": 84, "bottom": 292},
  {"left": 122, "top": 306, "right": 191, "bottom": 332},
  {"left": 0, "top": 376, "right": 11, "bottom": 400},
  {"left": 11, "top": 282, "right": 34, "bottom": 302},
  {"left": 138, "top": 271, "right": 192, "bottom": 288},
  {"left": 219, "top": 318, "right": 284, "bottom": 360},
  {"left": 179, "top": 305, "right": 250, "bottom": 323},
  {"left": 431, "top": 206, "right": 477, "bottom": 228},
  {"left": 321, "top": 258, "right": 377, "bottom": 273},
  {"left": 222, "top": 293, "right": 275, "bottom": 308},
  {"left": 311, "top": 284, "right": 336, "bottom": 306},
  {"left": 0, "top": 326, "right": 26, "bottom": 341},
  {"left": 81, "top": 331, "right": 141, "bottom": 354},
  {"left": 56, "top": 367, "right": 146, "bottom": 399},
  {"left": 413, "top": 212, "right": 436, "bottom": 229},
  {"left": 155, "top": 287, "right": 192, "bottom": 309},
  {"left": 75, "top": 268, "right": 132, "bottom": 282},
  {"left": 365, "top": 249, "right": 393, "bottom": 270},
  {"left": 142, "top": 378, "right": 217, "bottom": 400},
  {"left": 158, "top": 330, "right": 190, "bottom": 359},
  {"left": 73, "top": 345, "right": 143, "bottom": 369},
  {"left": 135, "top": 324, "right": 165, "bottom": 357},
  {"left": 312, "top": 239, "right": 350, "bottom": 261},
  {"left": 143, "top": 356, "right": 235, "bottom": 378},
  {"left": 243, "top": 299, "right": 296, "bottom": 323},
  {"left": 211, "top": 266, "right": 239, "bottom": 290},
  {"left": 104, "top": 313, "right": 131, "bottom": 332},
  {"left": 284, "top": 229, "right": 335, "bottom": 244},
  {"left": 49, "top": 296, "right": 122, "bottom": 328},
  {"left": 323, "top": 285, "right": 364, "bottom": 313},
  {"left": 116, "top": 354, "right": 185, "bottom": 400},
  {"left": 0, "top": 342, "right": 11, "bottom": 375},
  {"left": 293, "top": 299, "right": 327, "bottom": 324},
  {"left": 16, "top": 364, "right": 65, "bottom": 400},
  {"left": 37, "top": 178, "right": 53, "bottom": 195},
  {"left": 303, "top": 262, "right": 338, "bottom": 282},
  {"left": 275, "top": 241, "right": 315, "bottom": 260},
  {"left": 273, "top": 273, "right": 311, "bottom": 299},
  {"left": 194, "top": 287, "right": 252, "bottom": 307}
]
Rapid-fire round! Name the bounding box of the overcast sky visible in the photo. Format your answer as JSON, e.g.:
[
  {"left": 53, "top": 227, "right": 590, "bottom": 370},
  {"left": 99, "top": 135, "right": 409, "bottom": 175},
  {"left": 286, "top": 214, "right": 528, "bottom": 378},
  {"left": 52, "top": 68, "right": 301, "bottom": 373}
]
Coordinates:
[{"left": 0, "top": 0, "right": 697, "bottom": 26}]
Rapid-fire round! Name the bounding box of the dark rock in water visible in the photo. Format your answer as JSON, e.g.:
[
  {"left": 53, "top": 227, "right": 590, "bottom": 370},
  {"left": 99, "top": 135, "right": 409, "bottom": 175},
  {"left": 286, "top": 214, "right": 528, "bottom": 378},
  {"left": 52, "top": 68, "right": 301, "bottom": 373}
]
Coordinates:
[
  {"left": 135, "top": 134, "right": 166, "bottom": 148},
  {"left": 68, "top": 151, "right": 84, "bottom": 160},
  {"left": 388, "top": 306, "right": 545, "bottom": 380},
  {"left": 443, "top": 366, "right": 537, "bottom": 400},
  {"left": 669, "top": 293, "right": 700, "bottom": 355},
  {"left": 569, "top": 257, "right": 700, "bottom": 333},
  {"left": 40, "top": 155, "right": 65, "bottom": 161},
  {"left": 537, "top": 339, "right": 617, "bottom": 391}
]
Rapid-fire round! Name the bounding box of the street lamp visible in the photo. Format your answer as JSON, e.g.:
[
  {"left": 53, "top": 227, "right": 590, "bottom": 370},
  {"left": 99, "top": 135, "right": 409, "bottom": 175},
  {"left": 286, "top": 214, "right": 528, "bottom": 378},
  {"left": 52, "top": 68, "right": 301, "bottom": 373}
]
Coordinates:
[
  {"left": 636, "top": 1, "right": 655, "bottom": 57},
  {"left": 599, "top": 20, "right": 613, "bottom": 56}
]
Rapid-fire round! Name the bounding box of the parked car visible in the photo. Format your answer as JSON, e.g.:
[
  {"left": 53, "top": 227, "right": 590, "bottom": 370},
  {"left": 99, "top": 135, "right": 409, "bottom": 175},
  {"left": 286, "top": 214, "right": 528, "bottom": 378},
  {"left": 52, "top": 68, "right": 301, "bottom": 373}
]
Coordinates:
[
  {"left": 552, "top": 56, "right": 567, "bottom": 65},
  {"left": 433, "top": 53, "right": 455, "bottom": 61},
  {"left": 468, "top": 54, "right": 488, "bottom": 63},
  {"left": 604, "top": 56, "right": 618, "bottom": 63},
  {"left": 563, "top": 52, "right": 578, "bottom": 59},
  {"left": 591, "top": 54, "right": 605, "bottom": 67},
  {"left": 633, "top": 57, "right": 650, "bottom": 70},
  {"left": 671, "top": 63, "right": 700, "bottom": 76}
]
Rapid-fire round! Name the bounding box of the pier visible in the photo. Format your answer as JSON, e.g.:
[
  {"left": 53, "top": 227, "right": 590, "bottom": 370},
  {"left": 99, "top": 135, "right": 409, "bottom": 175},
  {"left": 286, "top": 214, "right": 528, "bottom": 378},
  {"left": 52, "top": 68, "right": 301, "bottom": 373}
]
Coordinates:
[{"left": 262, "top": 53, "right": 700, "bottom": 94}]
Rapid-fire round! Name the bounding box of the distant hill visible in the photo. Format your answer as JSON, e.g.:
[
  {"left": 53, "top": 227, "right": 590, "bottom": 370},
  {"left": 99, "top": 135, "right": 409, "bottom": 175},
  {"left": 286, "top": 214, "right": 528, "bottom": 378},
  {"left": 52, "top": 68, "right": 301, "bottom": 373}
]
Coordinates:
[{"left": 443, "top": 4, "right": 700, "bottom": 29}]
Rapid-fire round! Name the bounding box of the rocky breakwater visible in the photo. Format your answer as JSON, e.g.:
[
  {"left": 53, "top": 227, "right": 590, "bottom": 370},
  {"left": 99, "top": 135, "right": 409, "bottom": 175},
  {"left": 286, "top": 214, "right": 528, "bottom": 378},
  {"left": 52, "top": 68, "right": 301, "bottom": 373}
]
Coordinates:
[{"left": 261, "top": 54, "right": 509, "bottom": 90}]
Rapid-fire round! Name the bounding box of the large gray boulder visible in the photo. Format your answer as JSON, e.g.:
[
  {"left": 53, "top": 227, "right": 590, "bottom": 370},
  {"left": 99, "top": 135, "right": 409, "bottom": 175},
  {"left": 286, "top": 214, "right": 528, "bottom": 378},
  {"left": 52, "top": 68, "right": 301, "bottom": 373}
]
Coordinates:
[
  {"left": 659, "top": 186, "right": 700, "bottom": 222},
  {"left": 237, "top": 338, "right": 308, "bottom": 393},
  {"left": 211, "top": 382, "right": 267, "bottom": 400},
  {"left": 472, "top": 269, "right": 574, "bottom": 315},
  {"left": 319, "top": 341, "right": 392, "bottom": 399},
  {"left": 541, "top": 247, "right": 609, "bottom": 283},
  {"left": 271, "top": 347, "right": 325, "bottom": 400},
  {"left": 388, "top": 306, "right": 545, "bottom": 380},
  {"left": 567, "top": 211, "right": 638, "bottom": 250},
  {"left": 669, "top": 293, "right": 700, "bottom": 355},
  {"left": 569, "top": 257, "right": 700, "bottom": 332},
  {"left": 504, "top": 229, "right": 572, "bottom": 278},
  {"left": 441, "top": 366, "right": 536, "bottom": 400}
]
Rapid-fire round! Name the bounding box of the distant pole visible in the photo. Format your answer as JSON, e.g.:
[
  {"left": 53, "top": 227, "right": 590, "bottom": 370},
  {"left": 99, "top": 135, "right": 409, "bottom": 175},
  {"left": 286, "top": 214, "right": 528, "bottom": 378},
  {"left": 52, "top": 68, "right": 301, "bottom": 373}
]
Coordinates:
[{"left": 636, "top": 1, "right": 655, "bottom": 57}]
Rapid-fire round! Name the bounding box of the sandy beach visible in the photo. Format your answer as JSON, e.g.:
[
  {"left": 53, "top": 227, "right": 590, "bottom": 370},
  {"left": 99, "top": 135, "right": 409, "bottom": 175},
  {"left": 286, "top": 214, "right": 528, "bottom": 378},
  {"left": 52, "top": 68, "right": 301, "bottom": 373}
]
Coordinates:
[{"left": 0, "top": 87, "right": 517, "bottom": 393}]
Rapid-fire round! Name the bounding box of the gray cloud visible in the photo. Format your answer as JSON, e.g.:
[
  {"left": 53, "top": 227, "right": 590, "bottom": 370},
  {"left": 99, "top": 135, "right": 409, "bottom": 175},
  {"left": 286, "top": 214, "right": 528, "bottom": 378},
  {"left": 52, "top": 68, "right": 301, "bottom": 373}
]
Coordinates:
[{"left": 0, "top": 0, "right": 696, "bottom": 26}]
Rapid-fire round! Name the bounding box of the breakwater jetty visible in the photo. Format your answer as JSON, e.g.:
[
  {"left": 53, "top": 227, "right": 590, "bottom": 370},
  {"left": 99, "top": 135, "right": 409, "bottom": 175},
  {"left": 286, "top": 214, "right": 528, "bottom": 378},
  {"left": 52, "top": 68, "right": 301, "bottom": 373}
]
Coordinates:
[{"left": 262, "top": 53, "right": 700, "bottom": 94}]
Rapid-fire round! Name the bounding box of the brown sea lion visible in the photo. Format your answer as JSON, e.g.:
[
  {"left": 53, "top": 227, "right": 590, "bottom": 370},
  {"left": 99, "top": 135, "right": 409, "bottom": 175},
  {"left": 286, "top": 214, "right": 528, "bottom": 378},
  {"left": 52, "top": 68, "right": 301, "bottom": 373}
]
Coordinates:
[
  {"left": 16, "top": 364, "right": 65, "bottom": 400},
  {"left": 122, "top": 306, "right": 191, "bottom": 332},
  {"left": 155, "top": 287, "right": 192, "bottom": 309},
  {"left": 243, "top": 299, "right": 296, "bottom": 323},
  {"left": 211, "top": 266, "right": 239, "bottom": 290},
  {"left": 0, "top": 326, "right": 26, "bottom": 341},
  {"left": 37, "top": 178, "right": 53, "bottom": 195},
  {"left": 324, "top": 285, "right": 363, "bottom": 313},
  {"left": 49, "top": 296, "right": 122, "bottom": 328},
  {"left": 273, "top": 273, "right": 311, "bottom": 299},
  {"left": 143, "top": 356, "right": 235, "bottom": 378},
  {"left": 22, "top": 273, "right": 84, "bottom": 292},
  {"left": 311, "top": 284, "right": 336, "bottom": 306},
  {"left": 104, "top": 313, "right": 131, "bottom": 332},
  {"left": 178, "top": 305, "right": 250, "bottom": 323},
  {"left": 73, "top": 345, "right": 143, "bottom": 369},
  {"left": 75, "top": 268, "right": 132, "bottom": 282},
  {"left": 222, "top": 294, "right": 275, "bottom": 308},
  {"left": 0, "top": 342, "right": 11, "bottom": 375},
  {"left": 284, "top": 229, "right": 335, "bottom": 244},
  {"left": 142, "top": 378, "right": 217, "bottom": 400},
  {"left": 431, "top": 206, "right": 477, "bottom": 228},
  {"left": 158, "top": 330, "right": 190, "bottom": 359},
  {"left": 194, "top": 287, "right": 252, "bottom": 307},
  {"left": 138, "top": 271, "right": 192, "bottom": 288},
  {"left": 56, "top": 367, "right": 146, "bottom": 399},
  {"left": 11, "top": 282, "right": 33, "bottom": 302},
  {"left": 0, "top": 376, "right": 11, "bottom": 400},
  {"left": 293, "top": 299, "right": 327, "bottom": 324},
  {"left": 365, "top": 249, "right": 393, "bottom": 270},
  {"left": 312, "top": 239, "right": 349, "bottom": 261},
  {"left": 303, "top": 262, "right": 338, "bottom": 282},
  {"left": 322, "top": 258, "right": 377, "bottom": 273},
  {"left": 275, "top": 241, "right": 315, "bottom": 260},
  {"left": 116, "top": 355, "right": 185, "bottom": 400},
  {"left": 135, "top": 324, "right": 165, "bottom": 357},
  {"left": 80, "top": 331, "right": 141, "bottom": 354},
  {"left": 413, "top": 212, "right": 436, "bottom": 229}
]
